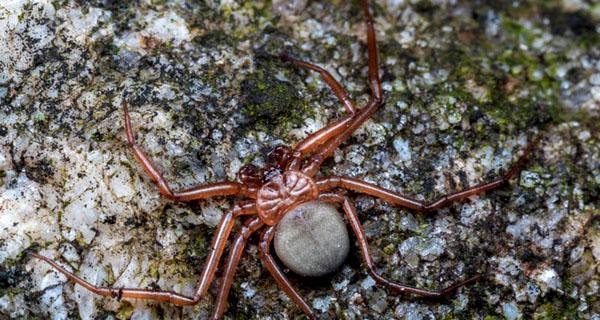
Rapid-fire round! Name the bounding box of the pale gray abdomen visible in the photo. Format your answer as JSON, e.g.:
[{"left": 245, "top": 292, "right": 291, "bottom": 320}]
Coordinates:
[{"left": 274, "top": 201, "right": 350, "bottom": 277}]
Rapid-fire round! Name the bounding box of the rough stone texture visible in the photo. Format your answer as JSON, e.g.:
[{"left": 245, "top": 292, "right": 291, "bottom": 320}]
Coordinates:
[
  {"left": 0, "top": 0, "right": 599, "bottom": 319},
  {"left": 274, "top": 201, "right": 350, "bottom": 277}
]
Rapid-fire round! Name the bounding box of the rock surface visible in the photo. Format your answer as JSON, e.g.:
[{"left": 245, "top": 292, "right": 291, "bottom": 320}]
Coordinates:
[{"left": 1, "top": 0, "right": 599, "bottom": 319}]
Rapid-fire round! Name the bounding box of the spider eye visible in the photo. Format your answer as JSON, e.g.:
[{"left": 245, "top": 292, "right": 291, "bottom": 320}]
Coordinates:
[
  {"left": 238, "top": 164, "right": 261, "bottom": 186},
  {"left": 267, "top": 145, "right": 291, "bottom": 167}
]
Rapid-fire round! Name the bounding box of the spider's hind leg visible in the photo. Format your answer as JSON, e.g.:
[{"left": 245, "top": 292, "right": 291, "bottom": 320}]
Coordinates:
[
  {"left": 319, "top": 193, "right": 482, "bottom": 298},
  {"left": 258, "top": 226, "right": 316, "bottom": 319},
  {"left": 211, "top": 217, "right": 263, "bottom": 319},
  {"left": 28, "top": 205, "right": 254, "bottom": 307}
]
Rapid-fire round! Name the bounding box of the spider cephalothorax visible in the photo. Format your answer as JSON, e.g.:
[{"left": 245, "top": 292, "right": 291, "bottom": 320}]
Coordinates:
[
  {"left": 256, "top": 170, "right": 319, "bottom": 225},
  {"left": 240, "top": 146, "right": 320, "bottom": 225},
  {"left": 30, "top": 1, "right": 539, "bottom": 319}
]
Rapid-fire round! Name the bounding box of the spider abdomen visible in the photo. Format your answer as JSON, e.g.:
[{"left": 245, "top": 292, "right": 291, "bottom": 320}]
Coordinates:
[
  {"left": 274, "top": 201, "right": 350, "bottom": 277},
  {"left": 256, "top": 171, "right": 319, "bottom": 225}
]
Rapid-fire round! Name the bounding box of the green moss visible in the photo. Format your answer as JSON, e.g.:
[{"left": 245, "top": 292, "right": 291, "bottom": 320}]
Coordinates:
[
  {"left": 178, "top": 226, "right": 212, "bottom": 273},
  {"left": 240, "top": 59, "right": 312, "bottom": 137},
  {"left": 533, "top": 299, "right": 579, "bottom": 320},
  {"left": 382, "top": 244, "right": 395, "bottom": 255},
  {"left": 116, "top": 302, "right": 135, "bottom": 320},
  {"left": 501, "top": 17, "right": 539, "bottom": 46},
  {"left": 91, "top": 130, "right": 104, "bottom": 142},
  {"left": 33, "top": 112, "right": 46, "bottom": 122},
  {"left": 192, "top": 30, "right": 237, "bottom": 48}
]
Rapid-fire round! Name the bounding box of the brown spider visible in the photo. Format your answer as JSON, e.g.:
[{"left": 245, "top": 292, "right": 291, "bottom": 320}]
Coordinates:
[{"left": 30, "top": 0, "right": 539, "bottom": 319}]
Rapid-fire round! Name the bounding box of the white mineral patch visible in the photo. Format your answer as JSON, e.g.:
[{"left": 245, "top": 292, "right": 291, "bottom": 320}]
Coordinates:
[
  {"left": 533, "top": 268, "right": 562, "bottom": 293},
  {"left": 131, "top": 307, "right": 154, "bottom": 320},
  {"left": 201, "top": 201, "right": 224, "bottom": 227},
  {"left": 240, "top": 282, "right": 256, "bottom": 299},
  {"left": 460, "top": 198, "right": 492, "bottom": 225},
  {"left": 40, "top": 285, "right": 67, "bottom": 320},
  {"left": 393, "top": 136, "right": 412, "bottom": 162},
  {"left": 63, "top": 192, "right": 99, "bottom": 240},
  {"left": 56, "top": 7, "right": 111, "bottom": 45},
  {"left": 493, "top": 256, "right": 523, "bottom": 277},
  {"left": 506, "top": 215, "right": 535, "bottom": 239},
  {"left": 592, "top": 236, "right": 600, "bottom": 263},
  {"left": 0, "top": 0, "right": 56, "bottom": 84},
  {"left": 109, "top": 169, "right": 135, "bottom": 201},
  {"left": 502, "top": 301, "right": 522, "bottom": 320},
  {"left": 0, "top": 173, "right": 58, "bottom": 263},
  {"left": 359, "top": 121, "right": 387, "bottom": 147},
  {"left": 312, "top": 296, "right": 331, "bottom": 313},
  {"left": 346, "top": 145, "right": 365, "bottom": 165},
  {"left": 520, "top": 171, "right": 541, "bottom": 188},
  {"left": 360, "top": 276, "right": 376, "bottom": 290},
  {"left": 114, "top": 11, "right": 191, "bottom": 53},
  {"left": 590, "top": 86, "right": 600, "bottom": 101}
]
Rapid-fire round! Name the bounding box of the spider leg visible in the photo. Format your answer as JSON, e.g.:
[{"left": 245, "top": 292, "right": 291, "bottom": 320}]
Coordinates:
[
  {"left": 258, "top": 226, "right": 316, "bottom": 320},
  {"left": 317, "top": 135, "right": 540, "bottom": 212},
  {"left": 280, "top": 54, "right": 356, "bottom": 159},
  {"left": 281, "top": 54, "right": 358, "bottom": 158},
  {"left": 211, "top": 217, "right": 264, "bottom": 319},
  {"left": 319, "top": 193, "right": 481, "bottom": 297},
  {"left": 123, "top": 102, "right": 254, "bottom": 201},
  {"left": 29, "top": 204, "right": 255, "bottom": 306},
  {"left": 281, "top": 53, "right": 356, "bottom": 116},
  {"left": 302, "top": 0, "right": 384, "bottom": 176}
]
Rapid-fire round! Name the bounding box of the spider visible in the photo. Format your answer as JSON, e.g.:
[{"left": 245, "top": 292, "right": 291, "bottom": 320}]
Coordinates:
[{"left": 29, "top": 0, "right": 539, "bottom": 319}]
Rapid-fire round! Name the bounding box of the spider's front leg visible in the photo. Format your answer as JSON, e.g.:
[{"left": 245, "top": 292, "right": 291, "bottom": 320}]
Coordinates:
[
  {"left": 280, "top": 54, "right": 356, "bottom": 116},
  {"left": 122, "top": 102, "right": 255, "bottom": 201},
  {"left": 29, "top": 203, "right": 255, "bottom": 306},
  {"left": 319, "top": 193, "right": 481, "bottom": 297},
  {"left": 300, "top": 0, "right": 385, "bottom": 176},
  {"left": 280, "top": 54, "right": 359, "bottom": 159}
]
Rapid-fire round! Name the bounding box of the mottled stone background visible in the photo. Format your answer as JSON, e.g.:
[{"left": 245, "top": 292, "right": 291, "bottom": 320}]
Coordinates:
[{"left": 1, "top": 0, "right": 598, "bottom": 319}]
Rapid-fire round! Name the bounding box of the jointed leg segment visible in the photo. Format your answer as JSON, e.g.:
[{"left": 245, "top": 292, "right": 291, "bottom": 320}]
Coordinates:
[
  {"left": 123, "top": 102, "right": 254, "bottom": 200},
  {"left": 29, "top": 203, "right": 256, "bottom": 306},
  {"left": 319, "top": 193, "right": 480, "bottom": 297},
  {"left": 300, "top": 0, "right": 384, "bottom": 176},
  {"left": 281, "top": 55, "right": 358, "bottom": 156},
  {"left": 281, "top": 53, "right": 356, "bottom": 115},
  {"left": 258, "top": 226, "right": 316, "bottom": 319},
  {"left": 212, "top": 217, "right": 264, "bottom": 319},
  {"left": 316, "top": 135, "right": 540, "bottom": 212}
]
